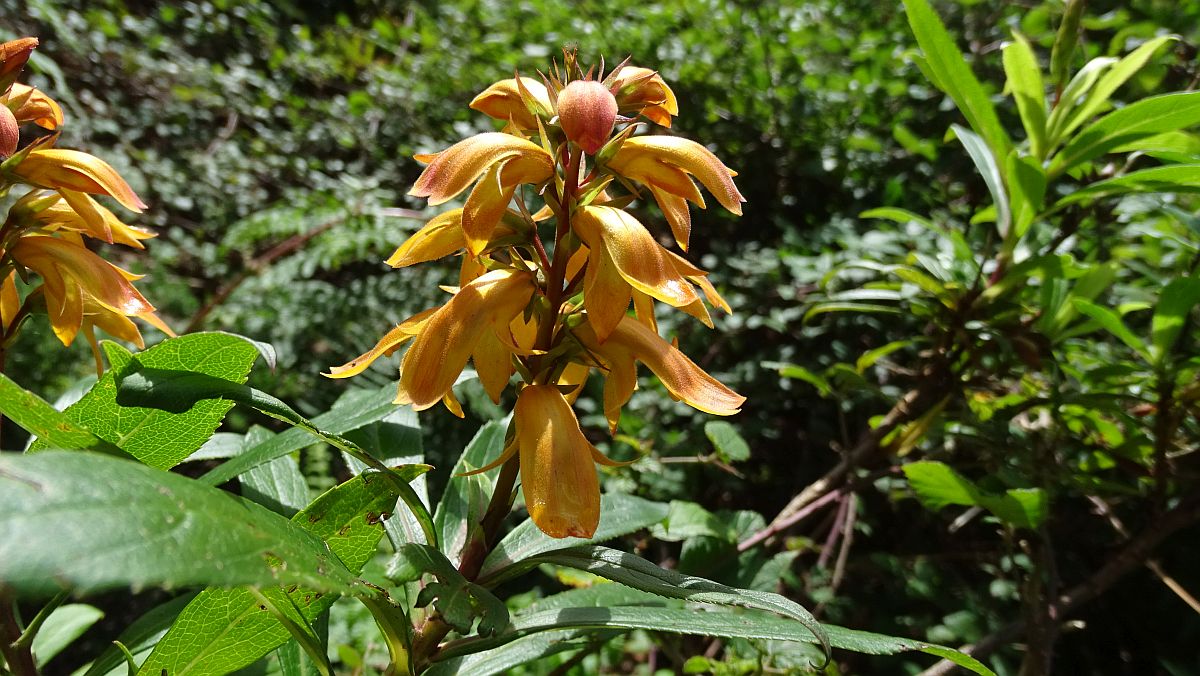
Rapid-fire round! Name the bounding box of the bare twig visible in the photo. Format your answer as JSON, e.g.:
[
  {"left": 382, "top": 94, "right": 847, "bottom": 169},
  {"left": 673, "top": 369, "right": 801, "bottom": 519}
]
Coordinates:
[{"left": 919, "top": 494, "right": 1200, "bottom": 675}]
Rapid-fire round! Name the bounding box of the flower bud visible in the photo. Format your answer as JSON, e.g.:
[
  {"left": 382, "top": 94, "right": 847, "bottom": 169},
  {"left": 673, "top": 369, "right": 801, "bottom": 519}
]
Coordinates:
[
  {"left": 0, "top": 104, "right": 18, "bottom": 158},
  {"left": 557, "top": 80, "right": 618, "bottom": 155}
]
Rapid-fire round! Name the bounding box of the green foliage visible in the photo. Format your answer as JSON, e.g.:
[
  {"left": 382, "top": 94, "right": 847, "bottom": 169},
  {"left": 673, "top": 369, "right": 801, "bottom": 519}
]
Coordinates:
[{"left": 3, "top": 0, "right": 1200, "bottom": 673}]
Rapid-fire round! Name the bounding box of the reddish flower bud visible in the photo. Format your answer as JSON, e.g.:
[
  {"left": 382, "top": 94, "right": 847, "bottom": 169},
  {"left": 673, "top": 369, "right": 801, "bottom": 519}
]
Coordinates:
[
  {"left": 557, "top": 80, "right": 618, "bottom": 155},
  {"left": 0, "top": 104, "right": 18, "bottom": 158}
]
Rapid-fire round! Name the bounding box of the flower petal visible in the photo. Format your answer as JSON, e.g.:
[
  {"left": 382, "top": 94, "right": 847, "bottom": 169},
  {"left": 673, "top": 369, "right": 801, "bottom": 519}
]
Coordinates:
[
  {"left": 398, "top": 268, "right": 534, "bottom": 410},
  {"left": 12, "top": 149, "right": 146, "bottom": 212},
  {"left": 1, "top": 270, "right": 19, "bottom": 333},
  {"left": 386, "top": 209, "right": 466, "bottom": 268},
  {"left": 325, "top": 308, "right": 436, "bottom": 379},
  {"left": 469, "top": 77, "right": 552, "bottom": 130},
  {"left": 11, "top": 235, "right": 154, "bottom": 318},
  {"left": 578, "top": 316, "right": 744, "bottom": 417},
  {"left": 575, "top": 206, "right": 699, "bottom": 312},
  {"left": 611, "top": 137, "right": 744, "bottom": 215},
  {"left": 409, "top": 132, "right": 551, "bottom": 206},
  {"left": 472, "top": 328, "right": 514, "bottom": 403},
  {"left": 648, "top": 186, "right": 692, "bottom": 251},
  {"left": 3, "top": 84, "right": 64, "bottom": 130},
  {"left": 581, "top": 231, "right": 632, "bottom": 343},
  {"left": 516, "top": 385, "right": 601, "bottom": 539},
  {"left": 462, "top": 162, "right": 515, "bottom": 255}
]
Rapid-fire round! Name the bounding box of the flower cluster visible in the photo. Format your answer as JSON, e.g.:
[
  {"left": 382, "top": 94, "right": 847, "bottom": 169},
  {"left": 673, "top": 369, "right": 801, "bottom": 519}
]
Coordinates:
[
  {"left": 0, "top": 38, "right": 169, "bottom": 372},
  {"left": 330, "top": 51, "right": 745, "bottom": 538}
]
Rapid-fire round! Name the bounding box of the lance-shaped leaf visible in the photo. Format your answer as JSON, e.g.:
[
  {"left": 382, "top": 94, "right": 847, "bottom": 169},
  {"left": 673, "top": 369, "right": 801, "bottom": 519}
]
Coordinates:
[
  {"left": 137, "top": 471, "right": 405, "bottom": 675},
  {"left": 0, "top": 451, "right": 360, "bottom": 597}
]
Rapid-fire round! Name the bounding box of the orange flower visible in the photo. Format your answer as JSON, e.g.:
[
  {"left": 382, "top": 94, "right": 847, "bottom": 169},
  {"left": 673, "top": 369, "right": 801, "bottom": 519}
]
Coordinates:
[
  {"left": 8, "top": 235, "right": 155, "bottom": 347},
  {"left": 608, "top": 67, "right": 678, "bottom": 127},
  {"left": 606, "top": 136, "right": 744, "bottom": 250},
  {"left": 470, "top": 77, "right": 553, "bottom": 131},
  {"left": 10, "top": 149, "right": 147, "bottom": 212},
  {"left": 2, "top": 83, "right": 65, "bottom": 130},
  {"left": 557, "top": 80, "right": 618, "bottom": 155},
  {"left": 409, "top": 133, "right": 553, "bottom": 254}
]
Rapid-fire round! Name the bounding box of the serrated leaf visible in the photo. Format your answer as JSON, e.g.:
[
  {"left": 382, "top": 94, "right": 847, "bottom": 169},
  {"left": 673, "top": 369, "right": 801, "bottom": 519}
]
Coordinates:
[
  {"left": 434, "top": 421, "right": 507, "bottom": 566},
  {"left": 391, "top": 544, "right": 509, "bottom": 636},
  {"left": 341, "top": 406, "right": 427, "bottom": 548},
  {"left": 200, "top": 383, "right": 398, "bottom": 486},
  {"left": 478, "top": 495, "right": 670, "bottom": 584},
  {"left": 0, "top": 373, "right": 126, "bottom": 457},
  {"left": 115, "top": 367, "right": 438, "bottom": 548},
  {"left": 28, "top": 333, "right": 261, "bottom": 468},
  {"left": 704, "top": 421, "right": 750, "bottom": 462},
  {"left": 483, "top": 546, "right": 828, "bottom": 657},
  {"left": 84, "top": 594, "right": 196, "bottom": 676},
  {"left": 0, "top": 451, "right": 358, "bottom": 598},
  {"left": 904, "top": 0, "right": 1010, "bottom": 159},
  {"left": 138, "top": 471, "right": 403, "bottom": 675},
  {"left": 436, "top": 607, "right": 990, "bottom": 675},
  {"left": 240, "top": 428, "right": 309, "bottom": 517}
]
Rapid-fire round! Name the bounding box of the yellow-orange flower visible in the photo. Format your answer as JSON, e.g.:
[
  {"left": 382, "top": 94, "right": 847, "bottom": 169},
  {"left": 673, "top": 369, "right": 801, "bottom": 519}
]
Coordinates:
[
  {"left": 469, "top": 77, "right": 553, "bottom": 131},
  {"left": 575, "top": 315, "right": 745, "bottom": 432},
  {"left": 557, "top": 80, "right": 618, "bottom": 155},
  {"left": 606, "top": 136, "right": 744, "bottom": 250},
  {"left": 2, "top": 84, "right": 64, "bottom": 130},
  {"left": 10, "top": 149, "right": 146, "bottom": 213},
  {"left": 609, "top": 67, "right": 678, "bottom": 127},
  {"left": 8, "top": 235, "right": 155, "bottom": 347},
  {"left": 409, "top": 133, "right": 553, "bottom": 255}
]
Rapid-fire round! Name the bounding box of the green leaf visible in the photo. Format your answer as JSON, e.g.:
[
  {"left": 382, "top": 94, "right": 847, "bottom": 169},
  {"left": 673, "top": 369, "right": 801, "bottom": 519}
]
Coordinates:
[
  {"left": 31, "top": 603, "right": 105, "bottom": 666},
  {"left": 704, "top": 421, "right": 750, "bottom": 462},
  {"left": 477, "top": 495, "right": 671, "bottom": 585},
  {"left": 390, "top": 543, "right": 509, "bottom": 637},
  {"left": 199, "top": 383, "right": 398, "bottom": 486},
  {"left": 1050, "top": 92, "right": 1200, "bottom": 177},
  {"left": 0, "top": 373, "right": 126, "bottom": 457},
  {"left": 1052, "top": 35, "right": 1176, "bottom": 146},
  {"left": 952, "top": 124, "right": 1011, "bottom": 237},
  {"left": 1003, "top": 32, "right": 1048, "bottom": 159},
  {"left": 1055, "top": 164, "right": 1200, "bottom": 209},
  {"left": 776, "top": 364, "right": 833, "bottom": 397},
  {"left": 804, "top": 302, "right": 905, "bottom": 320},
  {"left": 1007, "top": 152, "right": 1047, "bottom": 237},
  {"left": 341, "top": 406, "right": 427, "bottom": 548},
  {"left": 0, "top": 451, "right": 359, "bottom": 597},
  {"left": 1071, "top": 298, "right": 1152, "bottom": 360},
  {"left": 649, "top": 500, "right": 730, "bottom": 542},
  {"left": 434, "top": 421, "right": 507, "bottom": 566},
  {"left": 1150, "top": 277, "right": 1200, "bottom": 365},
  {"left": 1045, "top": 56, "right": 1118, "bottom": 149},
  {"left": 115, "top": 367, "right": 438, "bottom": 548},
  {"left": 84, "top": 594, "right": 196, "bottom": 676},
  {"left": 861, "top": 209, "right": 974, "bottom": 263},
  {"left": 855, "top": 340, "right": 914, "bottom": 374},
  {"left": 436, "top": 607, "right": 991, "bottom": 675},
  {"left": 903, "top": 461, "right": 1048, "bottom": 529},
  {"left": 904, "top": 0, "right": 1010, "bottom": 158},
  {"left": 424, "top": 628, "right": 616, "bottom": 676},
  {"left": 240, "top": 428, "right": 309, "bottom": 517},
  {"left": 138, "top": 471, "right": 403, "bottom": 675},
  {"left": 29, "top": 333, "right": 261, "bottom": 468},
  {"left": 482, "top": 546, "right": 829, "bottom": 658}
]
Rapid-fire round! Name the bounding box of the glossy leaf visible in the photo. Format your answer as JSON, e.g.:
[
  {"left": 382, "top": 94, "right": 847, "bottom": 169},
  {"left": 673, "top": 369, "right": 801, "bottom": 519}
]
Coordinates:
[
  {"left": 1003, "top": 32, "right": 1047, "bottom": 159},
  {"left": 28, "top": 333, "right": 261, "bottom": 468},
  {"left": 904, "top": 461, "right": 1048, "bottom": 529},
  {"left": 138, "top": 471, "right": 403, "bottom": 675},
  {"left": 0, "top": 373, "right": 125, "bottom": 457},
  {"left": 1071, "top": 298, "right": 1152, "bottom": 360},
  {"left": 32, "top": 604, "right": 105, "bottom": 666},
  {"left": 1150, "top": 277, "right": 1200, "bottom": 365},
  {"left": 905, "top": 0, "right": 1009, "bottom": 158},
  {"left": 0, "top": 451, "right": 359, "bottom": 597},
  {"left": 1050, "top": 92, "right": 1200, "bottom": 177},
  {"left": 477, "top": 495, "right": 671, "bottom": 584},
  {"left": 434, "top": 420, "right": 507, "bottom": 566}
]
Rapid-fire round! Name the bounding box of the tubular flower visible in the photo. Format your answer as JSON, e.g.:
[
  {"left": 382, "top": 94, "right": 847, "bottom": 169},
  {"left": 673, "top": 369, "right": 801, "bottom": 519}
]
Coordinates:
[
  {"left": 607, "top": 66, "right": 678, "bottom": 127},
  {"left": 469, "top": 77, "right": 553, "bottom": 131},
  {"left": 0, "top": 37, "right": 167, "bottom": 372},
  {"left": 331, "top": 49, "right": 745, "bottom": 538},
  {"left": 8, "top": 235, "right": 154, "bottom": 347},
  {"left": 409, "top": 132, "right": 553, "bottom": 254},
  {"left": 606, "top": 136, "right": 745, "bottom": 250}
]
